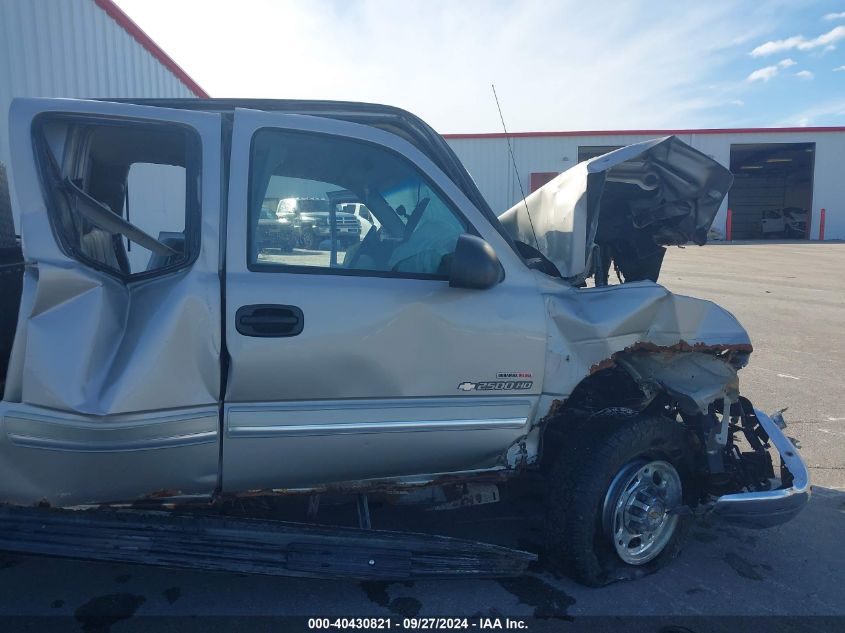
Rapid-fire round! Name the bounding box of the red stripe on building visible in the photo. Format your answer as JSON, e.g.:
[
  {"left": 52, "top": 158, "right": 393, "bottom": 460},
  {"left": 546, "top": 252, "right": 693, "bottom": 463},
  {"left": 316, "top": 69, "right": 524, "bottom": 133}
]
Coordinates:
[
  {"left": 442, "top": 126, "right": 845, "bottom": 140},
  {"left": 93, "top": 0, "right": 209, "bottom": 98}
]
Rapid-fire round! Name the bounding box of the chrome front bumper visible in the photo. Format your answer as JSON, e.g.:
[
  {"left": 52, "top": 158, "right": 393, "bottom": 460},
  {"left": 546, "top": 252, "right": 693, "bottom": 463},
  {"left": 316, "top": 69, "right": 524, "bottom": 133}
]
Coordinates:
[{"left": 710, "top": 408, "right": 811, "bottom": 528}]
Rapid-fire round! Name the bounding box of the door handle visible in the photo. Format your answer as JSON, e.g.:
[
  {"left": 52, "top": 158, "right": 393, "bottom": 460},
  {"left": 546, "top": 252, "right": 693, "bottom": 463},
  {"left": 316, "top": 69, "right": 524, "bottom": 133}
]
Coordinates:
[{"left": 236, "top": 304, "right": 304, "bottom": 337}]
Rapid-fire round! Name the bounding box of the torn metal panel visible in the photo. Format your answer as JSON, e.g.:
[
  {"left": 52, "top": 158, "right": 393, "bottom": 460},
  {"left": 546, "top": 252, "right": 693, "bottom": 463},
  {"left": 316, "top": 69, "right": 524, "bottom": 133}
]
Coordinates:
[
  {"left": 498, "top": 136, "right": 733, "bottom": 281},
  {"left": 537, "top": 275, "right": 752, "bottom": 399},
  {"left": 616, "top": 351, "right": 740, "bottom": 415}
]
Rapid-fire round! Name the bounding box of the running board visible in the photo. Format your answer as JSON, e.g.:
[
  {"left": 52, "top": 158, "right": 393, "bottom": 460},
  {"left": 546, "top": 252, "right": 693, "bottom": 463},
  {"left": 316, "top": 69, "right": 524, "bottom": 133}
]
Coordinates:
[{"left": 0, "top": 505, "right": 535, "bottom": 579}]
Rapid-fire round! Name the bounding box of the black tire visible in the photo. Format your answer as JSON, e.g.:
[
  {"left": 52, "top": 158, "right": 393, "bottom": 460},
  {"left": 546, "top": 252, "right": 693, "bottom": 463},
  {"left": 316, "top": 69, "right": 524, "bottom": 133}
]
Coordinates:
[
  {"left": 300, "top": 228, "right": 317, "bottom": 250},
  {"left": 280, "top": 236, "right": 295, "bottom": 252},
  {"left": 544, "top": 413, "right": 695, "bottom": 586}
]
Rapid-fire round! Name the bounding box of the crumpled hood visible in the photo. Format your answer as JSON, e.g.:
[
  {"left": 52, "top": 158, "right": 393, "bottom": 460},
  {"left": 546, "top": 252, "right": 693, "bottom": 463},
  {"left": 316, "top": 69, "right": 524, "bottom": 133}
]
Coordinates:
[
  {"left": 498, "top": 136, "right": 733, "bottom": 283},
  {"left": 535, "top": 275, "right": 752, "bottom": 397}
]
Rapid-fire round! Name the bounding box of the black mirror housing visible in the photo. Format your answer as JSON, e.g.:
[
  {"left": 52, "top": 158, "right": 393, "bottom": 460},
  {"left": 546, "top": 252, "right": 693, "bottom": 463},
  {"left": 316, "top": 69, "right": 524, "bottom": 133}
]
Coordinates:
[{"left": 449, "top": 234, "right": 503, "bottom": 290}]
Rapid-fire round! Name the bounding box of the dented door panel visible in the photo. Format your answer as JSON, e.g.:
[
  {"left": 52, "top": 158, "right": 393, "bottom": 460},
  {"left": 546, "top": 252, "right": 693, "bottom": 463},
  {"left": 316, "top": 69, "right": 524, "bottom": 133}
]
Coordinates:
[
  {"left": 0, "top": 98, "right": 223, "bottom": 506},
  {"left": 222, "top": 110, "right": 548, "bottom": 492},
  {"left": 6, "top": 262, "right": 222, "bottom": 413}
]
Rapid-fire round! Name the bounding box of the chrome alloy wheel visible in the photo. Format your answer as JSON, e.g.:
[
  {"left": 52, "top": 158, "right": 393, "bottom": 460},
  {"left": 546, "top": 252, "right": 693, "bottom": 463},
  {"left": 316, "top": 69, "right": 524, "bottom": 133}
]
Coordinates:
[{"left": 602, "top": 459, "right": 683, "bottom": 565}]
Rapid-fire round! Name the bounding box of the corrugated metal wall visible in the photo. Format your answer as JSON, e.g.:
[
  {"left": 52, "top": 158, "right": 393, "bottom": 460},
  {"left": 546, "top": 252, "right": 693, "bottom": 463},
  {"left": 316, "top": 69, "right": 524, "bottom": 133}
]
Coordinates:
[
  {"left": 0, "top": 0, "right": 197, "bottom": 230},
  {"left": 447, "top": 131, "right": 845, "bottom": 240}
]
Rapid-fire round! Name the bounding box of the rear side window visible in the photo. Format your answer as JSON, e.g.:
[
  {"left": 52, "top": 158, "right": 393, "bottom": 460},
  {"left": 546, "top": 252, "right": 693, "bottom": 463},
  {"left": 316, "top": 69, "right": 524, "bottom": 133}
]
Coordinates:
[{"left": 34, "top": 117, "right": 201, "bottom": 280}]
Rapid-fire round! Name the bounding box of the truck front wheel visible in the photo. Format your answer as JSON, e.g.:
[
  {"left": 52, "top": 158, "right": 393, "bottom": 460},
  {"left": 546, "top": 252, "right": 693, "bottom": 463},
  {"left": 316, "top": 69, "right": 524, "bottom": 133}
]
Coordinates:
[
  {"left": 300, "top": 228, "right": 318, "bottom": 250},
  {"left": 544, "top": 413, "right": 694, "bottom": 586}
]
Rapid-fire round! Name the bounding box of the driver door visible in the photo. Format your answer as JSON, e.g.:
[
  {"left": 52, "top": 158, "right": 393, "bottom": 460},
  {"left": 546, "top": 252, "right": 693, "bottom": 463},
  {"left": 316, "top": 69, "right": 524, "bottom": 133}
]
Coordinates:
[{"left": 223, "top": 109, "right": 547, "bottom": 492}]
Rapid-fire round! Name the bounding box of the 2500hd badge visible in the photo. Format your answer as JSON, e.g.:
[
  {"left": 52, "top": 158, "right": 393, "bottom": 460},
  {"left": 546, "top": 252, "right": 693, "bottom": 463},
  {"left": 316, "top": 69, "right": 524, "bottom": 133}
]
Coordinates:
[{"left": 457, "top": 380, "right": 533, "bottom": 391}]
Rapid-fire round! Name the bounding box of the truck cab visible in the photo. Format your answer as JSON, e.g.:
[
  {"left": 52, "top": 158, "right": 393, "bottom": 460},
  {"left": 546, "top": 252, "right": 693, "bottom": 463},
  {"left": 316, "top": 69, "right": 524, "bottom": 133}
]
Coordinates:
[
  {"left": 275, "top": 197, "right": 361, "bottom": 250},
  {"left": 0, "top": 98, "right": 808, "bottom": 585}
]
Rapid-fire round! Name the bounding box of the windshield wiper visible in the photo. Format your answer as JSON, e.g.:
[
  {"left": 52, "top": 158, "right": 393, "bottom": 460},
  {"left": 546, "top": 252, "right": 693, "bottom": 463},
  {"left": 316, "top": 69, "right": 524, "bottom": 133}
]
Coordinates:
[{"left": 513, "top": 240, "right": 561, "bottom": 277}]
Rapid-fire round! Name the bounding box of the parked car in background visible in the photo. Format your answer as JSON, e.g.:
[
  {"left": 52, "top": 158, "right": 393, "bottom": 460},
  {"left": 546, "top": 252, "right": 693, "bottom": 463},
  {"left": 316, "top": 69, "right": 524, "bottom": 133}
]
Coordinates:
[
  {"left": 340, "top": 202, "right": 380, "bottom": 238},
  {"left": 277, "top": 197, "right": 361, "bottom": 249},
  {"left": 761, "top": 206, "right": 809, "bottom": 239},
  {"left": 255, "top": 205, "right": 295, "bottom": 252},
  {"left": 782, "top": 207, "right": 809, "bottom": 238}
]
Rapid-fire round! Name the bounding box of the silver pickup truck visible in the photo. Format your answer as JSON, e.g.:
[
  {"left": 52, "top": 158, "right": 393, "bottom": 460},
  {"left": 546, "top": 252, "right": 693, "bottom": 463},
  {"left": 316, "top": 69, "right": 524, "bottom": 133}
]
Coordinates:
[{"left": 0, "top": 98, "right": 809, "bottom": 586}]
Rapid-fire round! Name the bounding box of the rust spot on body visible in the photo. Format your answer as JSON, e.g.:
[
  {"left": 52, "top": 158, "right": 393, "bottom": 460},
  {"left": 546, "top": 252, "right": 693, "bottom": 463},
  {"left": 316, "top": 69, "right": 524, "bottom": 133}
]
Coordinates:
[
  {"left": 588, "top": 340, "right": 753, "bottom": 375},
  {"left": 220, "top": 471, "right": 514, "bottom": 501},
  {"left": 143, "top": 489, "right": 182, "bottom": 499},
  {"left": 545, "top": 399, "right": 565, "bottom": 419}
]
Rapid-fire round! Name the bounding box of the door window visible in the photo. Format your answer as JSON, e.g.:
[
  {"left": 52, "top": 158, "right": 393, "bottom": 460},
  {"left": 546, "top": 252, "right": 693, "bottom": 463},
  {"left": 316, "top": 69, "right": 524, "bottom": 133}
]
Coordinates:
[
  {"left": 33, "top": 118, "right": 201, "bottom": 279},
  {"left": 248, "top": 129, "right": 469, "bottom": 278}
]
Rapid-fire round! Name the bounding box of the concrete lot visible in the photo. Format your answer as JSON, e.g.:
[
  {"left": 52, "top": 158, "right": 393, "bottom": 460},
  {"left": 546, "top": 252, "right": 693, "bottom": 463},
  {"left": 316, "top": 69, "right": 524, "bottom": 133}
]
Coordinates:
[
  {"left": 0, "top": 243, "right": 842, "bottom": 630},
  {"left": 663, "top": 242, "right": 845, "bottom": 492}
]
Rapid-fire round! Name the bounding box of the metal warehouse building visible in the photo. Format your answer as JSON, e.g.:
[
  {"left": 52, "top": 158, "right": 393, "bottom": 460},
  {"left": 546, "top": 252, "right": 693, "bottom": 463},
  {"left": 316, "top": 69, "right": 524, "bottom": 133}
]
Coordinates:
[
  {"left": 0, "top": 0, "right": 207, "bottom": 237},
  {"left": 445, "top": 128, "right": 844, "bottom": 241},
  {"left": 2, "top": 0, "right": 843, "bottom": 243}
]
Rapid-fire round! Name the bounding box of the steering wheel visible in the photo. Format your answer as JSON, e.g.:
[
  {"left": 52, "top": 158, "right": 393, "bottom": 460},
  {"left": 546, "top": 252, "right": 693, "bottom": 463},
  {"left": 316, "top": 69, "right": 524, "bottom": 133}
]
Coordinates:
[{"left": 403, "top": 197, "right": 431, "bottom": 241}]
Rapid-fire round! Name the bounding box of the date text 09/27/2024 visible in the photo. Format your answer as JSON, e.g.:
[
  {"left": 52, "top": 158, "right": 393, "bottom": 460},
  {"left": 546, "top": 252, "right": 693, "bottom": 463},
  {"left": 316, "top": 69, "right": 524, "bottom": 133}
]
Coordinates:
[{"left": 307, "top": 617, "right": 529, "bottom": 630}]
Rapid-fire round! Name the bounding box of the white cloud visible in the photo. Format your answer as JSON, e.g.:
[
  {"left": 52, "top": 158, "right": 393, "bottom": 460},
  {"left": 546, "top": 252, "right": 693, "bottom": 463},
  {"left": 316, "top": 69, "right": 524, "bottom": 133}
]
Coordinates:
[
  {"left": 747, "top": 65, "right": 779, "bottom": 81},
  {"left": 824, "top": 11, "right": 845, "bottom": 20},
  {"left": 778, "top": 58, "right": 796, "bottom": 67},
  {"left": 796, "top": 70, "right": 815, "bottom": 79},
  {"left": 834, "top": 65, "right": 845, "bottom": 71},
  {"left": 109, "top": 0, "right": 784, "bottom": 131},
  {"left": 775, "top": 99, "right": 845, "bottom": 126},
  {"left": 730, "top": 99, "right": 745, "bottom": 106},
  {"left": 750, "top": 25, "right": 845, "bottom": 56}
]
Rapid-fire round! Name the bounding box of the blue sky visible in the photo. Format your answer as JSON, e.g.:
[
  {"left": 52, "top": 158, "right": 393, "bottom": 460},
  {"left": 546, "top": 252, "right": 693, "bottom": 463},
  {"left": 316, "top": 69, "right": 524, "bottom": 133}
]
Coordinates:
[{"left": 115, "top": 0, "right": 845, "bottom": 133}]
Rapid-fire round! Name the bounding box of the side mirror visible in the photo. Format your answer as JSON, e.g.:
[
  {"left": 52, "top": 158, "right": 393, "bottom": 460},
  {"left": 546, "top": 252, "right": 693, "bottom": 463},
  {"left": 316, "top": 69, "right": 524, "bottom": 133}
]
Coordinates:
[{"left": 449, "top": 234, "right": 503, "bottom": 290}]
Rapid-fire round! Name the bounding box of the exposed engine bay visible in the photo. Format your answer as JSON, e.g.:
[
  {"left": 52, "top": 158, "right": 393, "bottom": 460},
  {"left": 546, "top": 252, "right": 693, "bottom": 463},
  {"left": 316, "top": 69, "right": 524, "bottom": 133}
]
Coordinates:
[{"left": 498, "top": 136, "right": 734, "bottom": 285}]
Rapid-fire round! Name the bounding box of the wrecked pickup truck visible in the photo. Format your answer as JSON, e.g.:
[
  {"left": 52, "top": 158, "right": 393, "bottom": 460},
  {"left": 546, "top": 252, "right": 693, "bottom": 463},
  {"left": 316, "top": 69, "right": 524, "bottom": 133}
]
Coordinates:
[{"left": 0, "top": 98, "right": 809, "bottom": 586}]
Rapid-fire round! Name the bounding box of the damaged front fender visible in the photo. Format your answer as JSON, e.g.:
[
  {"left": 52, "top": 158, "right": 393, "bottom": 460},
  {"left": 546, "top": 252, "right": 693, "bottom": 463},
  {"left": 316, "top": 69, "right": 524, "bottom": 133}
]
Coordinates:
[
  {"left": 539, "top": 276, "right": 751, "bottom": 402},
  {"left": 616, "top": 351, "right": 740, "bottom": 416}
]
